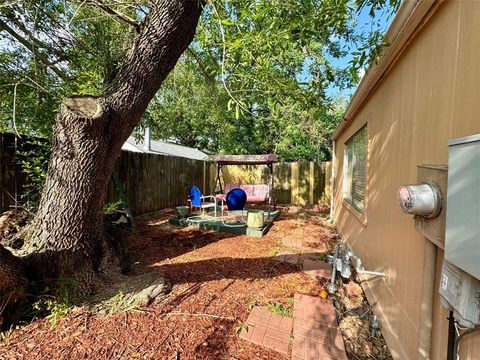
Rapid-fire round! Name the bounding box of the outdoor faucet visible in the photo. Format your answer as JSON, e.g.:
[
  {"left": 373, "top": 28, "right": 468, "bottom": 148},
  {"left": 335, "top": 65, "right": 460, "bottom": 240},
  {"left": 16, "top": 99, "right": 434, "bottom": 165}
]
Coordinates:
[
  {"left": 327, "top": 240, "right": 344, "bottom": 294},
  {"left": 327, "top": 240, "right": 386, "bottom": 294},
  {"left": 353, "top": 256, "right": 363, "bottom": 274},
  {"left": 341, "top": 251, "right": 351, "bottom": 279},
  {"left": 370, "top": 315, "right": 380, "bottom": 338}
]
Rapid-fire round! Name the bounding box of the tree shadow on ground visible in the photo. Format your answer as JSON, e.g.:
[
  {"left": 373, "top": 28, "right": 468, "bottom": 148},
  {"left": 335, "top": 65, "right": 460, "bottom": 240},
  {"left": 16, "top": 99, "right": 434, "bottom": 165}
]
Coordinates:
[
  {"left": 81, "top": 205, "right": 330, "bottom": 326},
  {"left": 130, "top": 218, "right": 243, "bottom": 266},
  {"left": 95, "top": 206, "right": 328, "bottom": 304},
  {"left": 85, "top": 253, "right": 305, "bottom": 314},
  {"left": 82, "top": 210, "right": 304, "bottom": 312},
  {"left": 149, "top": 256, "right": 301, "bottom": 285}
]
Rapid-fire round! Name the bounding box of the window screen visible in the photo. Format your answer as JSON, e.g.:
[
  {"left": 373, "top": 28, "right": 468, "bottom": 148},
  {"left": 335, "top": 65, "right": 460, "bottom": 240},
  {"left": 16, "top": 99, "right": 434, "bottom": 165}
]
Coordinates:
[{"left": 343, "top": 126, "right": 367, "bottom": 211}]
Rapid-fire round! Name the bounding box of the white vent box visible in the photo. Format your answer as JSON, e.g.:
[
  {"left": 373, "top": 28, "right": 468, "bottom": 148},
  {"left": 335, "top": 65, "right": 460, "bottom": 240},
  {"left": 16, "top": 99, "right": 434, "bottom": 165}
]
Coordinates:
[
  {"left": 446, "top": 134, "right": 480, "bottom": 280},
  {"left": 439, "top": 260, "right": 480, "bottom": 328}
]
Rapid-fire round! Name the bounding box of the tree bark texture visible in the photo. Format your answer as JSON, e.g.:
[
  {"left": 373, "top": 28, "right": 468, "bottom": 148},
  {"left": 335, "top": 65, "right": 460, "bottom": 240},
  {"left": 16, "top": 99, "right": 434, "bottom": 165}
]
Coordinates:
[
  {"left": 21, "top": 0, "right": 204, "bottom": 295},
  {"left": 0, "top": 245, "right": 26, "bottom": 328}
]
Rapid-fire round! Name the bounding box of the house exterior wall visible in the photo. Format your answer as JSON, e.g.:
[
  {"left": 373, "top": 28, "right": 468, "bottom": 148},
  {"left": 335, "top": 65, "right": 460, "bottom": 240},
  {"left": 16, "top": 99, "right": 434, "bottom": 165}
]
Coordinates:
[{"left": 333, "top": 1, "right": 480, "bottom": 359}]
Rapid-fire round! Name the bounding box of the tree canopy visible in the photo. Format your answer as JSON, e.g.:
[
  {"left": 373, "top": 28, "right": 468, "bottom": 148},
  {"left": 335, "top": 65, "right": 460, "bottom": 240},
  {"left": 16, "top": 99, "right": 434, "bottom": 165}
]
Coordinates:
[
  {"left": 0, "top": 0, "right": 400, "bottom": 161},
  {"left": 0, "top": 1, "right": 137, "bottom": 135}
]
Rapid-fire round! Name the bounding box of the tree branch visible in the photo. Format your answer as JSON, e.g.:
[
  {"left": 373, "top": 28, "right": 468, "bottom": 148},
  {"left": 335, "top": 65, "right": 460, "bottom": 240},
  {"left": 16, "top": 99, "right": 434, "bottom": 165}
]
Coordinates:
[
  {"left": 186, "top": 47, "right": 215, "bottom": 82},
  {"left": 88, "top": 0, "right": 141, "bottom": 31},
  {"left": 105, "top": 0, "right": 205, "bottom": 138},
  {"left": 3, "top": 12, "right": 69, "bottom": 61},
  {"left": 0, "top": 18, "right": 69, "bottom": 81}
]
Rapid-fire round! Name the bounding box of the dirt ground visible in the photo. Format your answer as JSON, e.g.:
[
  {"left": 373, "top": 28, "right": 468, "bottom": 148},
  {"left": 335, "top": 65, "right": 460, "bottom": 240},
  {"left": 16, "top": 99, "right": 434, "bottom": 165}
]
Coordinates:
[{"left": 0, "top": 205, "right": 390, "bottom": 360}]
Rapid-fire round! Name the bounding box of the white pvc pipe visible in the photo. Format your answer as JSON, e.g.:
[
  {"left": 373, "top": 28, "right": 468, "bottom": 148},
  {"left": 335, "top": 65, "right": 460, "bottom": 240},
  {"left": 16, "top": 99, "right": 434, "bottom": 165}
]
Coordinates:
[
  {"left": 329, "top": 139, "right": 336, "bottom": 222},
  {"left": 144, "top": 127, "right": 151, "bottom": 152}
]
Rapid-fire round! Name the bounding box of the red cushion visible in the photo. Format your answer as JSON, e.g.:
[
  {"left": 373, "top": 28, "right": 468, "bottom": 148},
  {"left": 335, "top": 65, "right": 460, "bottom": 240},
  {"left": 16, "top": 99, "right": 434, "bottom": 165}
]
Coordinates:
[
  {"left": 239, "top": 185, "right": 254, "bottom": 196},
  {"left": 222, "top": 184, "right": 270, "bottom": 203},
  {"left": 252, "top": 184, "right": 269, "bottom": 197},
  {"left": 247, "top": 196, "right": 267, "bottom": 202},
  {"left": 224, "top": 183, "right": 239, "bottom": 192}
]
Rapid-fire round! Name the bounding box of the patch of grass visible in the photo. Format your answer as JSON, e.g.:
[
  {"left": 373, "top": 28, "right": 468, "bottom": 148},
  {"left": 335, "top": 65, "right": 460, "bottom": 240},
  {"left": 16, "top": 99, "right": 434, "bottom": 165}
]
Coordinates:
[
  {"left": 32, "top": 278, "right": 75, "bottom": 329},
  {"left": 247, "top": 300, "right": 259, "bottom": 311},
  {"left": 317, "top": 253, "right": 327, "bottom": 262},
  {"left": 0, "top": 327, "right": 15, "bottom": 346},
  {"left": 234, "top": 321, "right": 250, "bottom": 334},
  {"left": 102, "top": 291, "right": 126, "bottom": 314},
  {"left": 93, "top": 290, "right": 141, "bottom": 315},
  {"left": 102, "top": 200, "right": 125, "bottom": 214},
  {"left": 299, "top": 209, "right": 316, "bottom": 218},
  {"left": 266, "top": 301, "right": 292, "bottom": 318},
  {"left": 267, "top": 248, "right": 279, "bottom": 257},
  {"left": 295, "top": 218, "right": 306, "bottom": 226}
]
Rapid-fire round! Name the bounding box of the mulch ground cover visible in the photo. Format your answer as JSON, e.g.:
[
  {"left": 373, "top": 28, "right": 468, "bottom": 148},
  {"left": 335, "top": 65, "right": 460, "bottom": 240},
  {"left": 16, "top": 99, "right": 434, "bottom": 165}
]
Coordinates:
[{"left": 1, "top": 205, "right": 333, "bottom": 360}]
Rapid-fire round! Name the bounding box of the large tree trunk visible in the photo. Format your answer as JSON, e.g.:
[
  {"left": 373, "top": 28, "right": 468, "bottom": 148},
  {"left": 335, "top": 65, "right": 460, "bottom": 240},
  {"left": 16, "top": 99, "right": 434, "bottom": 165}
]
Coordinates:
[
  {"left": 19, "top": 0, "right": 204, "bottom": 295},
  {"left": 0, "top": 245, "right": 26, "bottom": 328},
  {"left": 21, "top": 98, "right": 122, "bottom": 294}
]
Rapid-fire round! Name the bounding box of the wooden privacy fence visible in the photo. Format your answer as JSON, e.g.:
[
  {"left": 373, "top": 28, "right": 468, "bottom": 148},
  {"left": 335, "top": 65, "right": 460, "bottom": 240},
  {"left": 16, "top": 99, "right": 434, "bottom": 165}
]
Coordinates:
[
  {"left": 0, "top": 133, "right": 29, "bottom": 212},
  {"left": 107, "top": 151, "right": 210, "bottom": 216},
  {"left": 209, "top": 161, "right": 331, "bottom": 206},
  {"left": 0, "top": 133, "right": 211, "bottom": 216},
  {"left": 1, "top": 132, "right": 330, "bottom": 214}
]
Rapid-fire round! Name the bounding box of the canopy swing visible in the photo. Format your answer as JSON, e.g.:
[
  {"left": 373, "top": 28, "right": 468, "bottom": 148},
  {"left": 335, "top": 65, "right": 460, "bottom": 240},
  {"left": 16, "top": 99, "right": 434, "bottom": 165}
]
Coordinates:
[{"left": 210, "top": 154, "right": 278, "bottom": 219}]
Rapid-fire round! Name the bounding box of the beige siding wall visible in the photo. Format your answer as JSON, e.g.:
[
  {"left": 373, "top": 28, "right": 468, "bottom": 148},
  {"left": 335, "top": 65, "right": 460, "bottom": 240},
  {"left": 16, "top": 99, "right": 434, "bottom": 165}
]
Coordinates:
[{"left": 333, "top": 1, "right": 480, "bottom": 359}]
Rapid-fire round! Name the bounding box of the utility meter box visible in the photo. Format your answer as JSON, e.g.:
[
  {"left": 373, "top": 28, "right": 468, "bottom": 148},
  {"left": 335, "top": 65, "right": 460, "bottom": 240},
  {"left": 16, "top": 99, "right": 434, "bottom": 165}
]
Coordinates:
[
  {"left": 414, "top": 165, "right": 448, "bottom": 249},
  {"left": 397, "top": 164, "right": 447, "bottom": 248},
  {"left": 439, "top": 260, "right": 480, "bottom": 328},
  {"left": 446, "top": 134, "right": 480, "bottom": 280}
]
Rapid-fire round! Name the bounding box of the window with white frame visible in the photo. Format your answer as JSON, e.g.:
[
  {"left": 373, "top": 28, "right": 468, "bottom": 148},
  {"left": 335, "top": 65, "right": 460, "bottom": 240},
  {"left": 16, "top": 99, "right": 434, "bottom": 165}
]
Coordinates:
[{"left": 343, "top": 126, "right": 367, "bottom": 212}]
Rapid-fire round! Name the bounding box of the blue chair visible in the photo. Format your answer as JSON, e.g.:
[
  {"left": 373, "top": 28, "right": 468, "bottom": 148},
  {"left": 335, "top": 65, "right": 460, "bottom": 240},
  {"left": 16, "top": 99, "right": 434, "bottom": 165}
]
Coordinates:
[
  {"left": 188, "top": 185, "right": 217, "bottom": 218},
  {"left": 221, "top": 188, "right": 247, "bottom": 227}
]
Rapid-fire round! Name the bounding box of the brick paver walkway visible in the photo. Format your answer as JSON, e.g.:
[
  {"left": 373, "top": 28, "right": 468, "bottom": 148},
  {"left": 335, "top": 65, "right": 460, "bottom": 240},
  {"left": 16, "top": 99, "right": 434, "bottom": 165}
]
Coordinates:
[
  {"left": 292, "top": 294, "right": 347, "bottom": 360},
  {"left": 239, "top": 294, "right": 347, "bottom": 360},
  {"left": 278, "top": 233, "right": 333, "bottom": 282},
  {"left": 239, "top": 307, "right": 294, "bottom": 355}
]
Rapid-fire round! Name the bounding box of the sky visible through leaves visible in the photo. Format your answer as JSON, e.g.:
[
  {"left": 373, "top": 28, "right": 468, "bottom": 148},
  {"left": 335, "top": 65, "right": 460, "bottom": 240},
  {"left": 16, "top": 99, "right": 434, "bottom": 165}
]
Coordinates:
[{"left": 325, "top": 6, "right": 394, "bottom": 98}]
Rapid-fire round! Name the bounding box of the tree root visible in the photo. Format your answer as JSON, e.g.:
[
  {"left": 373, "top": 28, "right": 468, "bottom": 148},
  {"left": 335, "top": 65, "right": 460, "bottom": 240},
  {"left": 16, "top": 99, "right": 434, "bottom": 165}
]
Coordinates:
[
  {"left": 89, "top": 272, "right": 171, "bottom": 314},
  {"left": 0, "top": 245, "right": 27, "bottom": 329}
]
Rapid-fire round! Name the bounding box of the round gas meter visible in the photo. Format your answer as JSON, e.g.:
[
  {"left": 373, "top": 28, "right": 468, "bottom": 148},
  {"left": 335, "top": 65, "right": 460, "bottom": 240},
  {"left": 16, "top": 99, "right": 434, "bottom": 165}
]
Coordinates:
[{"left": 398, "top": 182, "right": 442, "bottom": 218}]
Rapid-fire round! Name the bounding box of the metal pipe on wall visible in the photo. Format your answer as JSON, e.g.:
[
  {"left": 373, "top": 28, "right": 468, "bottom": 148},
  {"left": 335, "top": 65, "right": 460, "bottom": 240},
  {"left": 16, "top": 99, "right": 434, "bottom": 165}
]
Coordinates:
[
  {"left": 328, "top": 240, "right": 386, "bottom": 294},
  {"left": 417, "top": 238, "right": 437, "bottom": 360},
  {"left": 447, "top": 311, "right": 456, "bottom": 360},
  {"left": 327, "top": 240, "right": 342, "bottom": 294}
]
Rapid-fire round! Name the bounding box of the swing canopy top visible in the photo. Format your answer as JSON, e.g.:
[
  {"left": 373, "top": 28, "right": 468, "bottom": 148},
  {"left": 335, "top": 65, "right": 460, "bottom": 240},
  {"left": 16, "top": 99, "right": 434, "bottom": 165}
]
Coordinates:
[{"left": 210, "top": 154, "right": 278, "bottom": 165}]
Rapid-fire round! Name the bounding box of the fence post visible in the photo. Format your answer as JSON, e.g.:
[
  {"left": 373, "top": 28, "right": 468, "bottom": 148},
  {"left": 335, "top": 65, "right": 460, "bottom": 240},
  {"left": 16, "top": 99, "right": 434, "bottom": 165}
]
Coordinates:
[
  {"left": 309, "top": 161, "right": 314, "bottom": 205},
  {"left": 203, "top": 161, "right": 206, "bottom": 194},
  {"left": 324, "top": 161, "right": 331, "bottom": 207},
  {"left": 291, "top": 162, "right": 299, "bottom": 205}
]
